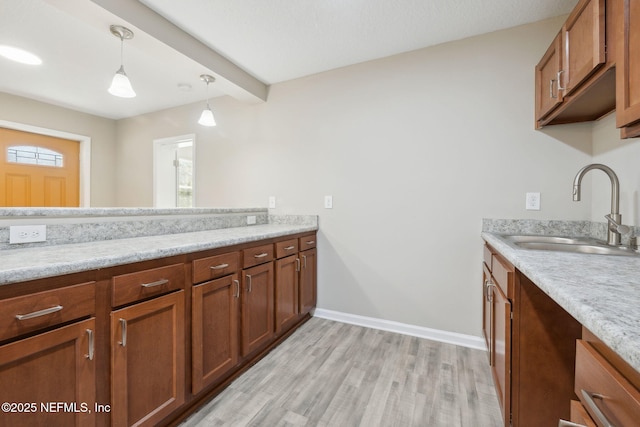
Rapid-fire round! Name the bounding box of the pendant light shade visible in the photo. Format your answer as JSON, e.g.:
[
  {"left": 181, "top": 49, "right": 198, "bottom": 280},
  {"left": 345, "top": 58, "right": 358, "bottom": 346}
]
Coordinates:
[
  {"left": 109, "top": 65, "right": 136, "bottom": 98},
  {"left": 198, "top": 74, "right": 217, "bottom": 127},
  {"left": 108, "top": 25, "right": 136, "bottom": 98}
]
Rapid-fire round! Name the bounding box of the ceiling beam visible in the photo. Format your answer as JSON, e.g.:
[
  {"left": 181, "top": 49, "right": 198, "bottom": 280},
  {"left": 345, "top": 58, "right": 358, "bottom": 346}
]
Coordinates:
[{"left": 90, "top": 0, "right": 269, "bottom": 103}]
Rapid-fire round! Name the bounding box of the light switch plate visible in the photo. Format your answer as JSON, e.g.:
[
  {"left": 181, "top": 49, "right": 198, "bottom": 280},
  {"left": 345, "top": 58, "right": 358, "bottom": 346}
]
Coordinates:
[{"left": 268, "top": 196, "right": 276, "bottom": 209}]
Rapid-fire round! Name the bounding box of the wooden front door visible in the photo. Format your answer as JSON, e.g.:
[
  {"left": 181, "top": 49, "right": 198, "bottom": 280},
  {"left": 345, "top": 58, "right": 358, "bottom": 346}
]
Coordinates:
[{"left": 0, "top": 127, "right": 80, "bottom": 207}]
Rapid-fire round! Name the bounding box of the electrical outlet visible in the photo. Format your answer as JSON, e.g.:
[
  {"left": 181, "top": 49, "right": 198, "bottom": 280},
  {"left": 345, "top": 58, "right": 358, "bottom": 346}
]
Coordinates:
[
  {"left": 9, "top": 225, "right": 47, "bottom": 244},
  {"left": 247, "top": 215, "right": 256, "bottom": 225},
  {"left": 525, "top": 192, "right": 541, "bottom": 210},
  {"left": 268, "top": 196, "right": 276, "bottom": 209},
  {"left": 324, "top": 195, "right": 333, "bottom": 209}
]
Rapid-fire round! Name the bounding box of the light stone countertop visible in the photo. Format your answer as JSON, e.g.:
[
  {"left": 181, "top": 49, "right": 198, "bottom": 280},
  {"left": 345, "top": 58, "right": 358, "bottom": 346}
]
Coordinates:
[
  {"left": 0, "top": 223, "right": 317, "bottom": 286},
  {"left": 482, "top": 232, "right": 640, "bottom": 374}
]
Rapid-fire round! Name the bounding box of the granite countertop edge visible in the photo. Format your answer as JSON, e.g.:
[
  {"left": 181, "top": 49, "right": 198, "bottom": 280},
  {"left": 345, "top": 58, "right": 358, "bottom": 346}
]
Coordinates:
[
  {"left": 482, "top": 232, "right": 640, "bottom": 374},
  {"left": 0, "top": 223, "right": 318, "bottom": 286}
]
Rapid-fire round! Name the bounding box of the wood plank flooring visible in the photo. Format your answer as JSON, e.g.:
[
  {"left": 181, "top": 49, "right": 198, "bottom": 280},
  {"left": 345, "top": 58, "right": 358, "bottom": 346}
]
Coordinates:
[{"left": 180, "top": 317, "right": 502, "bottom": 427}]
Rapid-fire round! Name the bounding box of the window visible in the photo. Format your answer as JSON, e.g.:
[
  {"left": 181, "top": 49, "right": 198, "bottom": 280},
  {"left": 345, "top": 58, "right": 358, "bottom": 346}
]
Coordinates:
[{"left": 7, "top": 145, "right": 64, "bottom": 167}]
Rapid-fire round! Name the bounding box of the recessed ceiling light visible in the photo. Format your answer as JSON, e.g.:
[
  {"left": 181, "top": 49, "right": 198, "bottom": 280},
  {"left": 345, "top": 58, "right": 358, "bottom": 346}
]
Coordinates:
[{"left": 0, "top": 45, "right": 42, "bottom": 65}]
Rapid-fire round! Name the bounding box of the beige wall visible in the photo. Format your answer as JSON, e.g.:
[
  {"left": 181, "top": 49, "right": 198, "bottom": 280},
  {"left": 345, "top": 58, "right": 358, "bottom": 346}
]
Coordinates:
[
  {"left": 115, "top": 17, "right": 599, "bottom": 337},
  {"left": 0, "top": 92, "right": 118, "bottom": 206},
  {"left": 590, "top": 113, "right": 640, "bottom": 227}
]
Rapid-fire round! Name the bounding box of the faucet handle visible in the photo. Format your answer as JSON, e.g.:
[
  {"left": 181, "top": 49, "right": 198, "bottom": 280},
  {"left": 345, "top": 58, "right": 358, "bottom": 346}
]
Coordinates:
[{"left": 605, "top": 214, "right": 631, "bottom": 235}]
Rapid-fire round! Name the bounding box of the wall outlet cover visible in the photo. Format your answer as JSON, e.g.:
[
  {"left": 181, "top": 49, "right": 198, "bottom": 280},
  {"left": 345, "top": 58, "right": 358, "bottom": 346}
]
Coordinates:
[
  {"left": 9, "top": 225, "right": 47, "bottom": 244},
  {"left": 525, "top": 192, "right": 541, "bottom": 210}
]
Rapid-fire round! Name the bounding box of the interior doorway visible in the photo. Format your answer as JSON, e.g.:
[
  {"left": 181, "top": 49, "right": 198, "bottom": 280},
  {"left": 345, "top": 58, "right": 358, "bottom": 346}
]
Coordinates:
[{"left": 153, "top": 135, "right": 195, "bottom": 208}]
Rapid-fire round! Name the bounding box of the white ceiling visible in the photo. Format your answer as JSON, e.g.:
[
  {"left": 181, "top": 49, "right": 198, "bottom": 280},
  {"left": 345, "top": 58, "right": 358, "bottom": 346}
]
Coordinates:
[{"left": 0, "top": 0, "right": 578, "bottom": 120}]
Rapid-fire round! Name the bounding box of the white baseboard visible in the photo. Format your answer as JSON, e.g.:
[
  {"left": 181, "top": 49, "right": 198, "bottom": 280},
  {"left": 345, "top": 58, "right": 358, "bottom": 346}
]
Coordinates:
[{"left": 312, "top": 308, "right": 486, "bottom": 351}]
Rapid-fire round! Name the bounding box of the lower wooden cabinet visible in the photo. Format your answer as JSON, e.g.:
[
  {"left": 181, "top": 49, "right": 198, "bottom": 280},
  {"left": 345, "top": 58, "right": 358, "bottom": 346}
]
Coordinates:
[
  {"left": 299, "top": 247, "right": 317, "bottom": 316},
  {"left": 241, "top": 261, "right": 275, "bottom": 357},
  {"left": 483, "top": 242, "right": 582, "bottom": 427},
  {"left": 275, "top": 254, "right": 299, "bottom": 334},
  {"left": 191, "top": 274, "right": 240, "bottom": 394},
  {"left": 110, "top": 291, "right": 185, "bottom": 427},
  {"left": 0, "top": 318, "right": 96, "bottom": 427}
]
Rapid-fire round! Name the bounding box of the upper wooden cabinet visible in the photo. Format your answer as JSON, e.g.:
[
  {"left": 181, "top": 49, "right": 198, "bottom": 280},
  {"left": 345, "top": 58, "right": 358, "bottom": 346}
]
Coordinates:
[
  {"left": 616, "top": 0, "right": 640, "bottom": 133},
  {"left": 563, "top": 0, "right": 607, "bottom": 95},
  {"left": 535, "top": 0, "right": 616, "bottom": 129}
]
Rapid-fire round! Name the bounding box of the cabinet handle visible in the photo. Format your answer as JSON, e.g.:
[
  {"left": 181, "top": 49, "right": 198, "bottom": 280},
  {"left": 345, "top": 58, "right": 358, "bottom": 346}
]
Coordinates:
[
  {"left": 302, "top": 255, "right": 307, "bottom": 269},
  {"left": 296, "top": 258, "right": 301, "bottom": 272},
  {"left": 284, "top": 246, "right": 295, "bottom": 251},
  {"left": 246, "top": 274, "right": 252, "bottom": 293},
  {"left": 305, "top": 240, "right": 315, "bottom": 245},
  {"left": 253, "top": 253, "right": 269, "bottom": 258},
  {"left": 210, "top": 263, "right": 229, "bottom": 270},
  {"left": 85, "top": 329, "right": 95, "bottom": 360},
  {"left": 119, "top": 318, "right": 127, "bottom": 347},
  {"left": 15, "top": 305, "right": 63, "bottom": 320},
  {"left": 550, "top": 79, "right": 557, "bottom": 99},
  {"left": 558, "top": 420, "right": 587, "bottom": 427},
  {"left": 581, "top": 389, "right": 615, "bottom": 427},
  {"left": 141, "top": 278, "right": 169, "bottom": 288},
  {"left": 487, "top": 282, "right": 495, "bottom": 366},
  {"left": 557, "top": 70, "right": 566, "bottom": 91},
  {"left": 233, "top": 279, "right": 240, "bottom": 298}
]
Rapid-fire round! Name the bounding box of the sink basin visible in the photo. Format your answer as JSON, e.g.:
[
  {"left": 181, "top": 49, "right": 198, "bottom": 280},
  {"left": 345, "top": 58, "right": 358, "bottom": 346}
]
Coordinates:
[
  {"left": 501, "top": 235, "right": 639, "bottom": 257},
  {"left": 503, "top": 235, "right": 595, "bottom": 245}
]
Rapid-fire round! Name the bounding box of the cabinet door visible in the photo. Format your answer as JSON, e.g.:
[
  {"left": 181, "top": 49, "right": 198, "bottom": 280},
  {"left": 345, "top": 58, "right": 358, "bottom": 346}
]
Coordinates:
[
  {"left": 299, "top": 248, "right": 317, "bottom": 315},
  {"left": 275, "top": 254, "right": 299, "bottom": 334},
  {"left": 490, "top": 281, "right": 511, "bottom": 427},
  {"left": 562, "top": 0, "right": 606, "bottom": 95},
  {"left": 0, "top": 318, "right": 96, "bottom": 427},
  {"left": 616, "top": 0, "right": 640, "bottom": 128},
  {"left": 111, "top": 291, "right": 185, "bottom": 427},
  {"left": 192, "top": 274, "right": 239, "bottom": 394},
  {"left": 535, "top": 32, "right": 563, "bottom": 121},
  {"left": 241, "top": 262, "right": 274, "bottom": 357}
]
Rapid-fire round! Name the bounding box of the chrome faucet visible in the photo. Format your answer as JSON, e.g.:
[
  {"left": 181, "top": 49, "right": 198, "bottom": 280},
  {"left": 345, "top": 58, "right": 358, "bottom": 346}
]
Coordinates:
[{"left": 573, "top": 164, "right": 629, "bottom": 246}]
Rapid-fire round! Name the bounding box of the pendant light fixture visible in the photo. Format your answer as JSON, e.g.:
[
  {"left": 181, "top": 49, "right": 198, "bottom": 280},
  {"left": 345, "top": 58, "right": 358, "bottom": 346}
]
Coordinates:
[
  {"left": 108, "top": 25, "right": 136, "bottom": 98},
  {"left": 198, "top": 74, "right": 217, "bottom": 127}
]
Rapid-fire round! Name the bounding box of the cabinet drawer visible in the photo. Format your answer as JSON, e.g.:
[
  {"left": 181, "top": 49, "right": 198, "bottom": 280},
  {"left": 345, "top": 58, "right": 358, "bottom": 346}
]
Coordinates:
[
  {"left": 0, "top": 282, "right": 95, "bottom": 342},
  {"left": 575, "top": 340, "right": 640, "bottom": 427},
  {"left": 568, "top": 400, "right": 597, "bottom": 427},
  {"left": 483, "top": 244, "right": 493, "bottom": 271},
  {"left": 112, "top": 263, "right": 184, "bottom": 307},
  {"left": 243, "top": 244, "right": 274, "bottom": 268},
  {"left": 299, "top": 235, "right": 316, "bottom": 251},
  {"left": 276, "top": 239, "right": 299, "bottom": 259},
  {"left": 491, "top": 254, "right": 512, "bottom": 297},
  {"left": 192, "top": 252, "right": 239, "bottom": 284}
]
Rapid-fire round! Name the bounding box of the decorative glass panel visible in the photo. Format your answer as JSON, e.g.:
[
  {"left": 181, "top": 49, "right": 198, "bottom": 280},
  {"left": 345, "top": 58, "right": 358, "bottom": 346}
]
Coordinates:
[{"left": 7, "top": 145, "right": 63, "bottom": 167}]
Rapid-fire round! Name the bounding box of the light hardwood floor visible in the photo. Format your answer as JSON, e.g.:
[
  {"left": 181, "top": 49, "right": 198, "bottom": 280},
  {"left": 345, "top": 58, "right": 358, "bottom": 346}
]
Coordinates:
[{"left": 180, "top": 317, "right": 502, "bottom": 427}]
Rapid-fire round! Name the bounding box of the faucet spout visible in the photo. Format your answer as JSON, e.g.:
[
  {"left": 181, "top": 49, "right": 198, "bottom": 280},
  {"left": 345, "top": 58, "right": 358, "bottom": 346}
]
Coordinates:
[{"left": 572, "top": 164, "right": 622, "bottom": 246}]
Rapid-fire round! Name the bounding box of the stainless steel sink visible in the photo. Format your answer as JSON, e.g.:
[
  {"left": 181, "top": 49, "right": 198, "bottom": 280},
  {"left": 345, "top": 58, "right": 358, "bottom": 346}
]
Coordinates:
[{"left": 501, "top": 235, "right": 639, "bottom": 257}]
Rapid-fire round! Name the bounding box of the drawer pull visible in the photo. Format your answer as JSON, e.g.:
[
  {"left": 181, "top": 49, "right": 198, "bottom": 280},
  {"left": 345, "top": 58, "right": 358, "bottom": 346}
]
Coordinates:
[
  {"left": 305, "top": 240, "right": 315, "bottom": 245},
  {"left": 284, "top": 246, "right": 295, "bottom": 251},
  {"left": 558, "top": 420, "right": 586, "bottom": 427},
  {"left": 210, "top": 263, "right": 229, "bottom": 270},
  {"left": 233, "top": 280, "right": 240, "bottom": 298},
  {"left": 119, "top": 318, "right": 127, "bottom": 347},
  {"left": 581, "top": 389, "right": 615, "bottom": 427},
  {"left": 253, "top": 253, "right": 269, "bottom": 258},
  {"left": 86, "top": 329, "right": 95, "bottom": 360},
  {"left": 141, "top": 278, "right": 169, "bottom": 288},
  {"left": 15, "top": 305, "right": 63, "bottom": 320}
]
